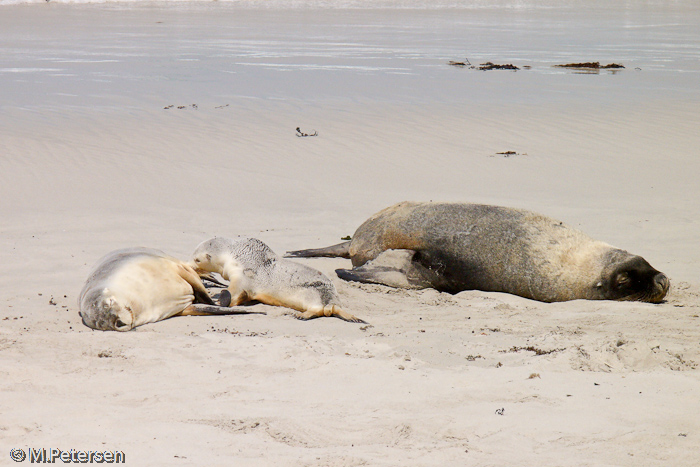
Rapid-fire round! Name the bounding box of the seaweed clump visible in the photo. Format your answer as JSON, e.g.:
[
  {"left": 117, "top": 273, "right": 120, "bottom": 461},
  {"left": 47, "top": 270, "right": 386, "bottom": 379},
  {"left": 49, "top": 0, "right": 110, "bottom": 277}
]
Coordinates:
[
  {"left": 555, "top": 62, "right": 624, "bottom": 69},
  {"left": 479, "top": 62, "right": 519, "bottom": 71}
]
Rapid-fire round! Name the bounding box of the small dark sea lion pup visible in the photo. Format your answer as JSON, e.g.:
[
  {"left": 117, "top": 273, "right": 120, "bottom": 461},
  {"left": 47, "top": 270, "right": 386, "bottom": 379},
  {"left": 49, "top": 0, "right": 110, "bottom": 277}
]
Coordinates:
[
  {"left": 80, "top": 248, "right": 258, "bottom": 331},
  {"left": 285, "top": 202, "right": 670, "bottom": 303}
]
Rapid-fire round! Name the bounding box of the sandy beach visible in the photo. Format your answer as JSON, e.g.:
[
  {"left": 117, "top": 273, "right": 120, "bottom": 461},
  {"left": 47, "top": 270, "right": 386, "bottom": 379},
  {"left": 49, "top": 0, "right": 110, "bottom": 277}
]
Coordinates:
[{"left": 1, "top": 1, "right": 700, "bottom": 465}]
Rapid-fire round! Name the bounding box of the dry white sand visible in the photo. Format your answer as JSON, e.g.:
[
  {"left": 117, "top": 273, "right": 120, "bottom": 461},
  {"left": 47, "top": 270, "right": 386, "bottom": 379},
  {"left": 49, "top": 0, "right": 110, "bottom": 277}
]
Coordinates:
[{"left": 1, "top": 1, "right": 700, "bottom": 465}]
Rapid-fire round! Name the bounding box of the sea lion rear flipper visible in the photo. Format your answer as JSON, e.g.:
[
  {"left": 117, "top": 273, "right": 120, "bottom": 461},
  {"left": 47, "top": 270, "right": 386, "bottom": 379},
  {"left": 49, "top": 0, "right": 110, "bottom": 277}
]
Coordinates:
[
  {"left": 335, "top": 249, "right": 433, "bottom": 289},
  {"left": 182, "top": 304, "right": 266, "bottom": 316},
  {"left": 294, "top": 305, "right": 367, "bottom": 324},
  {"left": 285, "top": 241, "right": 351, "bottom": 259}
]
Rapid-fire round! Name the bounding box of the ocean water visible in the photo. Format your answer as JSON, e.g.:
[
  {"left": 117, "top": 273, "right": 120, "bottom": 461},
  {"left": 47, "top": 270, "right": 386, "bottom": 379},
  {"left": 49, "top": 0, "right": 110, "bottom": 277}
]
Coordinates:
[
  {"left": 0, "top": 0, "right": 662, "bottom": 7},
  {"left": 1, "top": 0, "right": 699, "bottom": 281},
  {"left": 1, "top": 0, "right": 699, "bottom": 111}
]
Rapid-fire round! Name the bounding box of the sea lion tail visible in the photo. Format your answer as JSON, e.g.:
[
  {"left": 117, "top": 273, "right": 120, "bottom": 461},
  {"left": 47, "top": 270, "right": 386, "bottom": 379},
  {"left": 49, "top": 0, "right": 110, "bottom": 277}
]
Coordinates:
[{"left": 285, "top": 241, "right": 351, "bottom": 259}]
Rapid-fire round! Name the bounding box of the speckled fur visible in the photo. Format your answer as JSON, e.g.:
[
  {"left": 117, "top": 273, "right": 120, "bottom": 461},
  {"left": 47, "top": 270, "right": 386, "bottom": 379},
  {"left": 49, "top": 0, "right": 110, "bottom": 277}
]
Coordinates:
[{"left": 191, "top": 237, "right": 364, "bottom": 322}]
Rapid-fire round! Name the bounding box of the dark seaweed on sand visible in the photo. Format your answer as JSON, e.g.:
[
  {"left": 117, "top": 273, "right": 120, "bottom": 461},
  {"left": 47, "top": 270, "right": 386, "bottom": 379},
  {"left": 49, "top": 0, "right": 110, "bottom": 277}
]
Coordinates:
[
  {"left": 554, "top": 62, "right": 624, "bottom": 69},
  {"left": 503, "top": 346, "right": 565, "bottom": 356},
  {"left": 448, "top": 58, "right": 472, "bottom": 67},
  {"left": 478, "top": 62, "right": 519, "bottom": 71},
  {"left": 296, "top": 127, "right": 318, "bottom": 137}
]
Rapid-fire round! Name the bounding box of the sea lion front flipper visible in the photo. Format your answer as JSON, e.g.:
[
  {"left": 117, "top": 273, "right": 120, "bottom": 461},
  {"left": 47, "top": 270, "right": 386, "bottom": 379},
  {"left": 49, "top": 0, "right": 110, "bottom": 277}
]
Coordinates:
[
  {"left": 177, "top": 264, "right": 216, "bottom": 305},
  {"left": 182, "top": 304, "right": 266, "bottom": 316},
  {"left": 200, "top": 273, "right": 228, "bottom": 288},
  {"left": 219, "top": 289, "right": 251, "bottom": 307},
  {"left": 335, "top": 249, "right": 433, "bottom": 289}
]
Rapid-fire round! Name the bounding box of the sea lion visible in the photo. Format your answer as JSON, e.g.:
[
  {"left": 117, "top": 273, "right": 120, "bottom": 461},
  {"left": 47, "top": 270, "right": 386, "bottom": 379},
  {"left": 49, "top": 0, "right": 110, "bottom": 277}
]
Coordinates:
[
  {"left": 79, "top": 248, "right": 257, "bottom": 331},
  {"left": 190, "top": 237, "right": 365, "bottom": 323},
  {"left": 285, "top": 201, "right": 670, "bottom": 303}
]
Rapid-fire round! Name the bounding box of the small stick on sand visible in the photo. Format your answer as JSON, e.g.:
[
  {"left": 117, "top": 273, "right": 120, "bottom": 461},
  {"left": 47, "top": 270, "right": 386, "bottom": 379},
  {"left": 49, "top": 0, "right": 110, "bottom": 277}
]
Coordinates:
[{"left": 296, "top": 127, "right": 318, "bottom": 137}]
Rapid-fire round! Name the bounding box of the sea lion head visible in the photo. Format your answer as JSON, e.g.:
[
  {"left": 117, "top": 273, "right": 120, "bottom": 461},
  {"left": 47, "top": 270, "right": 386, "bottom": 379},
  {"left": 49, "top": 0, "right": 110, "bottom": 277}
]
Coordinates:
[
  {"left": 80, "top": 288, "right": 135, "bottom": 331},
  {"left": 190, "top": 236, "right": 277, "bottom": 276},
  {"left": 594, "top": 251, "right": 670, "bottom": 303},
  {"left": 190, "top": 237, "right": 230, "bottom": 275}
]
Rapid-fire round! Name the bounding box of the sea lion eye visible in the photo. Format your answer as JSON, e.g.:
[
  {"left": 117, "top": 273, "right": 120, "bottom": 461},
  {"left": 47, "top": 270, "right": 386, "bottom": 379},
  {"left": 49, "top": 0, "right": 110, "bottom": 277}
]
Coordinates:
[
  {"left": 194, "top": 258, "right": 200, "bottom": 263},
  {"left": 615, "top": 272, "right": 630, "bottom": 288},
  {"left": 115, "top": 319, "right": 127, "bottom": 328}
]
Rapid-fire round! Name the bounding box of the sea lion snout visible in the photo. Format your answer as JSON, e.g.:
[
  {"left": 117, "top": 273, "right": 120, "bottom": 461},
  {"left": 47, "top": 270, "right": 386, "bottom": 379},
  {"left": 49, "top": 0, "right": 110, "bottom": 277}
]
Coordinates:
[
  {"left": 652, "top": 272, "right": 670, "bottom": 302},
  {"left": 655, "top": 272, "right": 669, "bottom": 288},
  {"left": 80, "top": 297, "right": 133, "bottom": 331}
]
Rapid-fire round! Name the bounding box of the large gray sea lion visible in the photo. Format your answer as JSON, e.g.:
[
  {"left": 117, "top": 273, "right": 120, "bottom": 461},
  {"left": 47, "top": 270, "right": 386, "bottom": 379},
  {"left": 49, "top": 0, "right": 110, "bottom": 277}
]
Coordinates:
[
  {"left": 285, "top": 202, "right": 670, "bottom": 303},
  {"left": 190, "top": 237, "right": 365, "bottom": 323},
  {"left": 80, "top": 248, "right": 257, "bottom": 331}
]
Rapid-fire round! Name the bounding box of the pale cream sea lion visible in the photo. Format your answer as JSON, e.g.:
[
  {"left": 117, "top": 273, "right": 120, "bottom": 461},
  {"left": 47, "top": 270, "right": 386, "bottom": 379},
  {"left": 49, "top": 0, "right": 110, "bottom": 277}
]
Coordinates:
[
  {"left": 286, "top": 201, "right": 670, "bottom": 303},
  {"left": 79, "top": 248, "right": 257, "bottom": 331},
  {"left": 190, "top": 237, "right": 365, "bottom": 323}
]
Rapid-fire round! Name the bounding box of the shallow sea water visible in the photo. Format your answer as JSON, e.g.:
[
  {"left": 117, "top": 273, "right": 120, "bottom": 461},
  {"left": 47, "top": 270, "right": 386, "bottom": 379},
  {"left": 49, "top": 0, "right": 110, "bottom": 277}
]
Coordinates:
[{"left": 1, "top": 0, "right": 699, "bottom": 110}]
